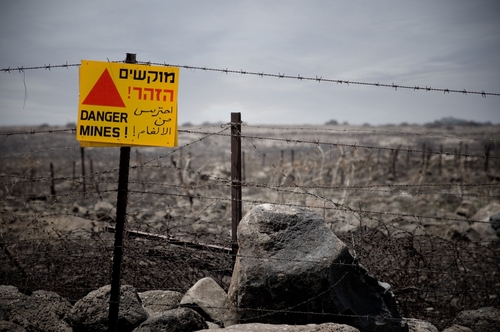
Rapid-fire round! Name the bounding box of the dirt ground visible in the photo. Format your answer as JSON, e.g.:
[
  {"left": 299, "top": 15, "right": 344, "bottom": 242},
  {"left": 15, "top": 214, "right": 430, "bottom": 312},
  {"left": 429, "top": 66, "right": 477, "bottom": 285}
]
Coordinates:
[{"left": 1, "top": 123, "right": 499, "bottom": 330}]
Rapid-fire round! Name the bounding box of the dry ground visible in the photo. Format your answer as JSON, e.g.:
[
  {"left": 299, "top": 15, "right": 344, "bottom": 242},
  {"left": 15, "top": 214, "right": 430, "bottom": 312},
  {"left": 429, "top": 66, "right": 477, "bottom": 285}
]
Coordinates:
[{"left": 1, "top": 123, "right": 499, "bottom": 330}]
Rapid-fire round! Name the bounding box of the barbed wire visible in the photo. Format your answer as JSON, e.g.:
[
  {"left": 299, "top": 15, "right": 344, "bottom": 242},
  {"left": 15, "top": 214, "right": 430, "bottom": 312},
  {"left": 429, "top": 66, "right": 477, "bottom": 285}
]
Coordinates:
[
  {"left": 0, "top": 133, "right": 496, "bottom": 162},
  {"left": 121, "top": 189, "right": 492, "bottom": 224},
  {"left": 0, "top": 145, "right": 80, "bottom": 159},
  {"left": 0, "top": 128, "right": 75, "bottom": 137},
  {"left": 139, "top": 124, "right": 232, "bottom": 167},
  {"left": 2, "top": 125, "right": 499, "bottom": 144},
  {"left": 0, "top": 125, "right": 233, "bottom": 137},
  {"left": 0, "top": 62, "right": 80, "bottom": 72},
  {"left": 209, "top": 122, "right": 497, "bottom": 164},
  {"left": 2, "top": 60, "right": 499, "bottom": 97},
  {"left": 3, "top": 220, "right": 497, "bottom": 265},
  {"left": 143, "top": 61, "right": 500, "bottom": 97},
  {"left": 242, "top": 124, "right": 500, "bottom": 143},
  {"left": 3, "top": 178, "right": 497, "bottom": 203},
  {"left": 3, "top": 128, "right": 498, "bottom": 170},
  {"left": 181, "top": 128, "right": 500, "bottom": 160}
]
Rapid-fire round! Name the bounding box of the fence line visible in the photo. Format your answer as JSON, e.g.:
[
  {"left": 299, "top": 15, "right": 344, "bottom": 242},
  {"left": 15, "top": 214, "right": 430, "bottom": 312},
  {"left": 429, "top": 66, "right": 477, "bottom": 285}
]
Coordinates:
[
  {"left": 2, "top": 60, "right": 500, "bottom": 97},
  {"left": 4, "top": 177, "right": 498, "bottom": 200},
  {"left": 6, "top": 188, "right": 493, "bottom": 226},
  {"left": 242, "top": 124, "right": 500, "bottom": 142},
  {"left": 2, "top": 127, "right": 497, "bottom": 161},
  {"left": 2, "top": 124, "right": 498, "bottom": 142},
  {"left": 179, "top": 129, "right": 500, "bottom": 160},
  {"left": 4, "top": 235, "right": 496, "bottom": 270}
]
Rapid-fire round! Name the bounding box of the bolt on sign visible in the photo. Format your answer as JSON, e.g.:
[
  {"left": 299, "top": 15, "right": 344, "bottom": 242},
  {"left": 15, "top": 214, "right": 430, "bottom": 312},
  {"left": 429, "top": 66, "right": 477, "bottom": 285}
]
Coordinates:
[{"left": 77, "top": 60, "right": 179, "bottom": 147}]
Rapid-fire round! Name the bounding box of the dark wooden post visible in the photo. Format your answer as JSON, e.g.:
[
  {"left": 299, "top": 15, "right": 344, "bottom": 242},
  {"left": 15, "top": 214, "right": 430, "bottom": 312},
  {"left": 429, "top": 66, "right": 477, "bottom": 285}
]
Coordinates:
[
  {"left": 108, "top": 53, "right": 135, "bottom": 332},
  {"left": 242, "top": 151, "right": 246, "bottom": 183},
  {"left": 458, "top": 142, "right": 462, "bottom": 165},
  {"left": 439, "top": 145, "right": 443, "bottom": 176},
  {"left": 406, "top": 146, "right": 410, "bottom": 167},
  {"left": 231, "top": 112, "right": 242, "bottom": 260},
  {"left": 392, "top": 146, "right": 400, "bottom": 179},
  {"left": 80, "top": 147, "right": 86, "bottom": 193},
  {"left": 464, "top": 144, "right": 469, "bottom": 170},
  {"left": 421, "top": 143, "right": 426, "bottom": 165},
  {"left": 484, "top": 143, "right": 491, "bottom": 172},
  {"left": 49, "top": 162, "right": 56, "bottom": 195}
]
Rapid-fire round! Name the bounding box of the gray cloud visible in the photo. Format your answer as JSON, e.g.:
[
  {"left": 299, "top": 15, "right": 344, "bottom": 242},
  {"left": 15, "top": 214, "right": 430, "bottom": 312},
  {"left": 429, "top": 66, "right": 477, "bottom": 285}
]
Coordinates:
[{"left": 1, "top": 0, "right": 499, "bottom": 126}]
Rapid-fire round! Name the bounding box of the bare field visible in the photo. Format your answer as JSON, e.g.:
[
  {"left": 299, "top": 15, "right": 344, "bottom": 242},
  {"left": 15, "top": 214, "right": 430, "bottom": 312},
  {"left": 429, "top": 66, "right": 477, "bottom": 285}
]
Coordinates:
[{"left": 1, "top": 123, "right": 499, "bottom": 329}]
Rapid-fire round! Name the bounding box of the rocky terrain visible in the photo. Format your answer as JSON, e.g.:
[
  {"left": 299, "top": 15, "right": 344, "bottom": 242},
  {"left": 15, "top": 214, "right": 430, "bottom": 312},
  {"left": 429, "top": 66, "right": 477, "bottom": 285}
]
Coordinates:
[{"left": 1, "top": 122, "right": 499, "bottom": 330}]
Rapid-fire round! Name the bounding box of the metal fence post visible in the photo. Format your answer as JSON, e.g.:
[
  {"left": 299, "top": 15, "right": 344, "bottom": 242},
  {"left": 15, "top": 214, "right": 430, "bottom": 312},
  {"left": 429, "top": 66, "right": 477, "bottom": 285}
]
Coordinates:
[
  {"left": 108, "top": 53, "right": 135, "bottom": 332},
  {"left": 80, "top": 147, "right": 86, "bottom": 193},
  {"left": 231, "top": 112, "right": 242, "bottom": 260}
]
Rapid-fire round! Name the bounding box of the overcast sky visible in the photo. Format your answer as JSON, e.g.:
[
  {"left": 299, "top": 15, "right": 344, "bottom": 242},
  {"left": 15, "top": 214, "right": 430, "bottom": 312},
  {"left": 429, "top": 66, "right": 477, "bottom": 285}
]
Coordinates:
[{"left": 0, "top": 1, "right": 499, "bottom": 126}]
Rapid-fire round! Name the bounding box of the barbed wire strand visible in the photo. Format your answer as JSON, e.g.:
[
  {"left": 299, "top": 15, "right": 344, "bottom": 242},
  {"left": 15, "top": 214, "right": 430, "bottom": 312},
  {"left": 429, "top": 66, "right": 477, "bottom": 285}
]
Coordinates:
[
  {"left": 1, "top": 61, "right": 498, "bottom": 97},
  {"left": 2, "top": 125, "right": 498, "bottom": 144},
  {"left": 181, "top": 128, "right": 500, "bottom": 160}
]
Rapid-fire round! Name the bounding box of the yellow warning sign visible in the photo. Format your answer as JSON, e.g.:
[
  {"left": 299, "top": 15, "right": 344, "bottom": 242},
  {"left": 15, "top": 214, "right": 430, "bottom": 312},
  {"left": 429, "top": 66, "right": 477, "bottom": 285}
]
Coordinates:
[{"left": 77, "top": 60, "right": 179, "bottom": 147}]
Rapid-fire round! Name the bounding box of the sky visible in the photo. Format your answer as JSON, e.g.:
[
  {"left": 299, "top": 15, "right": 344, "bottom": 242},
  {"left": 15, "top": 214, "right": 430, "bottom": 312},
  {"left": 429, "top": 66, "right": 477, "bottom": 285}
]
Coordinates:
[{"left": 0, "top": 0, "right": 499, "bottom": 126}]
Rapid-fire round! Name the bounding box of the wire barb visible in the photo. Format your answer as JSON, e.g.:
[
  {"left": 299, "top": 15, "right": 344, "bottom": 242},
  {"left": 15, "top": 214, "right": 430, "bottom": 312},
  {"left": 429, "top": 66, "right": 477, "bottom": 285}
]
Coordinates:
[{"left": 1, "top": 60, "right": 499, "bottom": 96}]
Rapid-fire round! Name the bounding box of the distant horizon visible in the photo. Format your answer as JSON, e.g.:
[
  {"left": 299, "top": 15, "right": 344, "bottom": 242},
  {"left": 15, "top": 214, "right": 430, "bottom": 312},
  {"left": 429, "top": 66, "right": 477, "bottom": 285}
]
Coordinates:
[{"left": 1, "top": 115, "right": 498, "bottom": 130}]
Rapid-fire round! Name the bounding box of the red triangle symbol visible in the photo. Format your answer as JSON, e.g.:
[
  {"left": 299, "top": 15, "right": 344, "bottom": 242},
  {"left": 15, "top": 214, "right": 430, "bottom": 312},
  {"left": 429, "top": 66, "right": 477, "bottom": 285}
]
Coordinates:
[{"left": 82, "top": 69, "right": 125, "bottom": 107}]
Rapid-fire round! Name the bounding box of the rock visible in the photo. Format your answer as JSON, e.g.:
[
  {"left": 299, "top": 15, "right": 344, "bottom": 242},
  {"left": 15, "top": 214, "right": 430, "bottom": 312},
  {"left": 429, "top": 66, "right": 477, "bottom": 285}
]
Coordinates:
[
  {"left": 228, "top": 204, "right": 408, "bottom": 332},
  {"left": 195, "top": 322, "right": 361, "bottom": 331},
  {"left": 68, "top": 284, "right": 148, "bottom": 332},
  {"left": 471, "top": 202, "right": 500, "bottom": 222},
  {"left": 133, "top": 308, "right": 207, "bottom": 332},
  {"left": 455, "top": 201, "right": 477, "bottom": 218},
  {"left": 94, "top": 201, "right": 116, "bottom": 222},
  {"left": 469, "top": 202, "right": 500, "bottom": 241},
  {"left": 491, "top": 212, "right": 500, "bottom": 238},
  {"left": 454, "top": 307, "right": 500, "bottom": 332},
  {"left": 0, "top": 320, "right": 26, "bottom": 332},
  {"left": 441, "top": 325, "right": 473, "bottom": 332},
  {"left": 139, "top": 290, "right": 182, "bottom": 316},
  {"left": 0, "top": 285, "right": 72, "bottom": 332},
  {"left": 206, "top": 321, "right": 222, "bottom": 329},
  {"left": 405, "top": 318, "right": 438, "bottom": 332},
  {"left": 180, "top": 277, "right": 238, "bottom": 327},
  {"left": 444, "top": 221, "right": 481, "bottom": 242}
]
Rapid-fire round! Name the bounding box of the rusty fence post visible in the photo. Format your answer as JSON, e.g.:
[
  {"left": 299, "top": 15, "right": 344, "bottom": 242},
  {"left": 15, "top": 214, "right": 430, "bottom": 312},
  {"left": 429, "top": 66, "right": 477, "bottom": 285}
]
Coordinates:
[
  {"left": 108, "top": 53, "right": 135, "bottom": 332},
  {"left": 231, "top": 112, "right": 242, "bottom": 260},
  {"left": 49, "top": 162, "right": 56, "bottom": 195}
]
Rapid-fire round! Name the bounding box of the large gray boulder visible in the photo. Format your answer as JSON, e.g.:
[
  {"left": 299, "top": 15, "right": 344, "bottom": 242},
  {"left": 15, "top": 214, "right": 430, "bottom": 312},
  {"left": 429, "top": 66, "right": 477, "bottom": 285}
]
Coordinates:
[
  {"left": 454, "top": 307, "right": 500, "bottom": 332},
  {"left": 133, "top": 307, "right": 207, "bottom": 332},
  {"left": 0, "top": 285, "right": 72, "bottom": 331},
  {"left": 228, "top": 204, "right": 407, "bottom": 332},
  {"left": 139, "top": 290, "right": 183, "bottom": 316},
  {"left": 180, "top": 277, "right": 238, "bottom": 327},
  {"left": 68, "top": 284, "right": 148, "bottom": 332},
  {"left": 195, "top": 322, "right": 360, "bottom": 331}
]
